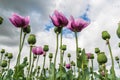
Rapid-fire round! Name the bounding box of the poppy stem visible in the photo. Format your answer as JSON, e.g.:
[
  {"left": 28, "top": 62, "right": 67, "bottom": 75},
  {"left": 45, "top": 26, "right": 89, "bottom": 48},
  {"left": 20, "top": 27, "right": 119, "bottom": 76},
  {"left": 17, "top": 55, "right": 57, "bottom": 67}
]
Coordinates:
[{"left": 53, "top": 33, "right": 59, "bottom": 80}]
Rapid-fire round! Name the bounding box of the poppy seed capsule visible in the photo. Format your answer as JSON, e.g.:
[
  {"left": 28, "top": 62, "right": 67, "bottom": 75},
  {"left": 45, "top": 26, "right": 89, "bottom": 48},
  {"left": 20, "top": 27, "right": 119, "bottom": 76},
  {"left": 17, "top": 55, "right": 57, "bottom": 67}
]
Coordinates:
[
  {"left": 43, "top": 45, "right": 49, "bottom": 52},
  {"left": 90, "top": 54, "right": 94, "bottom": 59},
  {"left": 97, "top": 52, "right": 107, "bottom": 65},
  {"left": 102, "top": 31, "right": 110, "bottom": 40},
  {"left": 1, "top": 60, "right": 7, "bottom": 67},
  {"left": 0, "top": 16, "right": 3, "bottom": 24},
  {"left": 5, "top": 53, "right": 8, "bottom": 57},
  {"left": 38, "top": 66, "right": 40, "bottom": 69},
  {"left": 116, "top": 22, "right": 120, "bottom": 38},
  {"left": 67, "top": 53, "right": 71, "bottom": 58},
  {"left": 60, "top": 45, "right": 66, "bottom": 51},
  {"left": 23, "top": 25, "right": 31, "bottom": 34},
  {"left": 49, "top": 53, "right": 53, "bottom": 58},
  {"left": 27, "top": 34, "right": 36, "bottom": 45},
  {"left": 115, "top": 56, "right": 119, "bottom": 61},
  {"left": 7, "top": 53, "right": 13, "bottom": 59},
  {"left": 54, "top": 27, "right": 62, "bottom": 34},
  {"left": 78, "top": 48, "right": 81, "bottom": 53},
  {"left": 95, "top": 48, "right": 100, "bottom": 53},
  {"left": 1, "top": 49, "right": 5, "bottom": 54}
]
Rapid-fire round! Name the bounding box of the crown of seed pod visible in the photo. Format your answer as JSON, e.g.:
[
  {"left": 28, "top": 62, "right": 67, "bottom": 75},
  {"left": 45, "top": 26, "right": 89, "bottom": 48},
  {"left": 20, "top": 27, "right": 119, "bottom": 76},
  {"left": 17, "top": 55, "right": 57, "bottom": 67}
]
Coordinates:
[
  {"left": 115, "top": 56, "right": 119, "bottom": 61},
  {"left": 95, "top": 48, "right": 100, "bottom": 53},
  {"left": 23, "top": 25, "right": 31, "bottom": 34},
  {"left": 102, "top": 31, "right": 110, "bottom": 40},
  {"left": 116, "top": 22, "right": 120, "bottom": 38},
  {"left": 60, "top": 44, "right": 67, "bottom": 51},
  {"left": 54, "top": 27, "right": 62, "bottom": 34},
  {"left": 43, "top": 45, "right": 49, "bottom": 52},
  {"left": 1, "top": 49, "right": 5, "bottom": 54},
  {"left": 49, "top": 53, "right": 53, "bottom": 58},
  {"left": 0, "top": 16, "right": 3, "bottom": 24},
  {"left": 97, "top": 52, "right": 107, "bottom": 65},
  {"left": 67, "top": 53, "right": 71, "bottom": 58},
  {"left": 27, "top": 34, "right": 36, "bottom": 45},
  {"left": 1, "top": 60, "right": 7, "bottom": 67},
  {"left": 7, "top": 53, "right": 13, "bottom": 59}
]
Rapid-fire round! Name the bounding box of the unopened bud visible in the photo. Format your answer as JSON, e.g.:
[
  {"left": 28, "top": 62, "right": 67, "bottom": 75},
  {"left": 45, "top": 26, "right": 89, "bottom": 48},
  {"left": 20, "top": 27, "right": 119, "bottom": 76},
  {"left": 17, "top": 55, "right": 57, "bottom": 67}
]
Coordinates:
[
  {"left": 102, "top": 31, "right": 110, "bottom": 40},
  {"left": 27, "top": 34, "right": 36, "bottom": 45}
]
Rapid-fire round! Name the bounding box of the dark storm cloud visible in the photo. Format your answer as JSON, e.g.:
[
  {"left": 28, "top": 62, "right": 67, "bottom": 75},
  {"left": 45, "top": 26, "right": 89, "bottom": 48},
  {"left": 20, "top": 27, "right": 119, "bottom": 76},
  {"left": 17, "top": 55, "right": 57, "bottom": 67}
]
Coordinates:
[{"left": 0, "top": 0, "right": 55, "bottom": 46}]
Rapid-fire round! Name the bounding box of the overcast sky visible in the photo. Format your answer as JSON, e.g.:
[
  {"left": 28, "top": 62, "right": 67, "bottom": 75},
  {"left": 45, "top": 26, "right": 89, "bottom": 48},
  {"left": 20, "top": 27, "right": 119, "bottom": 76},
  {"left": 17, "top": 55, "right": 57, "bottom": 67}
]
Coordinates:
[{"left": 0, "top": 0, "right": 120, "bottom": 76}]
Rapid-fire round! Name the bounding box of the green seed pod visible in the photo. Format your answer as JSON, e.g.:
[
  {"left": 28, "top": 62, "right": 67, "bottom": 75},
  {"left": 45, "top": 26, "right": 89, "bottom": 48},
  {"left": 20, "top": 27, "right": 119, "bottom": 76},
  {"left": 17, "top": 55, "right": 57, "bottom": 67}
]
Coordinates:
[
  {"left": 0, "top": 16, "right": 3, "bottom": 24},
  {"left": 23, "top": 25, "right": 31, "bottom": 34},
  {"left": 7, "top": 53, "right": 13, "bottom": 59},
  {"left": 49, "top": 53, "right": 53, "bottom": 58},
  {"left": 1, "top": 60, "right": 7, "bottom": 67},
  {"left": 43, "top": 45, "right": 49, "bottom": 52},
  {"left": 95, "top": 48, "right": 100, "bottom": 53},
  {"left": 5, "top": 53, "right": 8, "bottom": 57},
  {"left": 27, "top": 34, "right": 36, "bottom": 45},
  {"left": 38, "top": 66, "right": 40, "bottom": 69},
  {"left": 67, "top": 53, "right": 71, "bottom": 58},
  {"left": 115, "top": 56, "right": 119, "bottom": 61},
  {"left": 33, "top": 55, "right": 37, "bottom": 59},
  {"left": 90, "top": 54, "right": 94, "bottom": 59},
  {"left": 118, "top": 42, "right": 120, "bottom": 48},
  {"left": 60, "top": 44, "right": 66, "bottom": 51},
  {"left": 116, "top": 22, "right": 120, "bottom": 38},
  {"left": 1, "top": 49, "right": 5, "bottom": 54},
  {"left": 71, "top": 61, "right": 75, "bottom": 66},
  {"left": 54, "top": 27, "right": 62, "bottom": 34},
  {"left": 78, "top": 47, "right": 81, "bottom": 53},
  {"left": 102, "top": 31, "right": 110, "bottom": 40},
  {"left": 97, "top": 52, "right": 107, "bottom": 65}
]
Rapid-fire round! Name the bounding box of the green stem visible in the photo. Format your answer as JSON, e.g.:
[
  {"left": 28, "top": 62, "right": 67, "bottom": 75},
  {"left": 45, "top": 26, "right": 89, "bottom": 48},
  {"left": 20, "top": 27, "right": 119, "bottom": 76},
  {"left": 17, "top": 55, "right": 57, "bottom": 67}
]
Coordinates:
[
  {"left": 107, "top": 40, "right": 116, "bottom": 79},
  {"left": 16, "top": 30, "right": 27, "bottom": 66},
  {"left": 75, "top": 32, "right": 78, "bottom": 66},
  {"left": 30, "top": 54, "right": 35, "bottom": 78},
  {"left": 91, "top": 59, "right": 94, "bottom": 80},
  {"left": 60, "top": 29, "right": 63, "bottom": 80},
  {"left": 42, "top": 54, "right": 46, "bottom": 77},
  {"left": 35, "top": 55, "right": 40, "bottom": 70},
  {"left": 16, "top": 28, "right": 23, "bottom": 66},
  {"left": 8, "top": 59, "right": 10, "bottom": 70},
  {"left": 53, "top": 33, "right": 59, "bottom": 80},
  {"left": 27, "top": 45, "right": 33, "bottom": 79}
]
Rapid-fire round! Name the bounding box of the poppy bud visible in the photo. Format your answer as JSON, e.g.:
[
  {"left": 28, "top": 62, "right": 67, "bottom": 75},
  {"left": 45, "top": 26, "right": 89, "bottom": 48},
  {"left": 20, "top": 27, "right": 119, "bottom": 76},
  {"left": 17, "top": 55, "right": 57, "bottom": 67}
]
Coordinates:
[
  {"left": 7, "top": 53, "right": 13, "bottom": 59},
  {"left": 60, "top": 44, "right": 66, "bottom": 51},
  {"left": 97, "top": 52, "right": 107, "bottom": 65},
  {"left": 24, "top": 57, "right": 28, "bottom": 62},
  {"left": 95, "top": 48, "right": 100, "bottom": 53},
  {"left": 27, "top": 34, "right": 36, "bottom": 45},
  {"left": 90, "top": 54, "right": 94, "bottom": 59},
  {"left": 1, "top": 49, "right": 5, "bottom": 54},
  {"left": 78, "top": 47, "right": 81, "bottom": 53},
  {"left": 67, "top": 53, "right": 71, "bottom": 58},
  {"left": 23, "top": 25, "right": 31, "bottom": 34},
  {"left": 38, "top": 66, "right": 40, "bottom": 69},
  {"left": 102, "top": 31, "right": 110, "bottom": 40},
  {"left": 49, "top": 53, "right": 53, "bottom": 58},
  {"left": 43, "top": 45, "right": 49, "bottom": 52},
  {"left": 66, "top": 64, "right": 71, "bottom": 69},
  {"left": 116, "top": 22, "right": 120, "bottom": 38},
  {"left": 1, "top": 60, "right": 7, "bottom": 67},
  {"left": 118, "top": 42, "right": 120, "bottom": 48},
  {"left": 115, "top": 56, "right": 119, "bottom": 61},
  {"left": 0, "top": 16, "right": 3, "bottom": 24}
]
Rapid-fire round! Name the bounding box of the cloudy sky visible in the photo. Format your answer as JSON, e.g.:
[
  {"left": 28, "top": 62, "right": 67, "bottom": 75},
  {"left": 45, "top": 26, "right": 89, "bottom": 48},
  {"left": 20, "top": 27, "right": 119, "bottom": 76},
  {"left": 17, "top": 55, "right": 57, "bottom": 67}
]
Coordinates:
[{"left": 0, "top": 0, "right": 120, "bottom": 76}]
